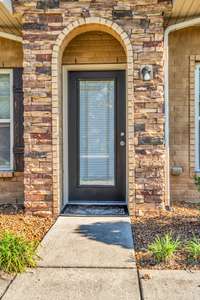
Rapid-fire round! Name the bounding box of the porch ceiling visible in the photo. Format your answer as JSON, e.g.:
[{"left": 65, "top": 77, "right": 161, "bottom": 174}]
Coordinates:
[
  {"left": 0, "top": 1, "right": 21, "bottom": 38},
  {"left": 172, "top": 0, "right": 200, "bottom": 21}
]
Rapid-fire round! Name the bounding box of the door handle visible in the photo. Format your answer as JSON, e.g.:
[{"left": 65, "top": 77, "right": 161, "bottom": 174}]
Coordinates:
[{"left": 120, "top": 141, "right": 126, "bottom": 147}]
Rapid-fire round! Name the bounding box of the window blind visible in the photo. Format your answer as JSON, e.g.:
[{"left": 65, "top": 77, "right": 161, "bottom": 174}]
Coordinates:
[
  {"left": 0, "top": 73, "right": 11, "bottom": 170},
  {"left": 79, "top": 80, "right": 115, "bottom": 186}
]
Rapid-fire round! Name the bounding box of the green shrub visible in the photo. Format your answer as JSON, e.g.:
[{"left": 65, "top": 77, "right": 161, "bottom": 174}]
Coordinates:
[
  {"left": 0, "top": 231, "right": 39, "bottom": 273},
  {"left": 186, "top": 237, "right": 200, "bottom": 261},
  {"left": 194, "top": 175, "right": 200, "bottom": 192},
  {"left": 148, "top": 233, "right": 180, "bottom": 263}
]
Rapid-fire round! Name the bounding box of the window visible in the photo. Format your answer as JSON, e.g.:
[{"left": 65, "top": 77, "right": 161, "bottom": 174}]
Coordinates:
[{"left": 0, "top": 70, "right": 13, "bottom": 170}]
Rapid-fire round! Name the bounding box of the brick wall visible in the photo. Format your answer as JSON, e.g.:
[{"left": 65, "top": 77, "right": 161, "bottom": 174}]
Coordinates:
[
  {"left": 169, "top": 27, "right": 200, "bottom": 203},
  {"left": 12, "top": 0, "right": 172, "bottom": 216}
]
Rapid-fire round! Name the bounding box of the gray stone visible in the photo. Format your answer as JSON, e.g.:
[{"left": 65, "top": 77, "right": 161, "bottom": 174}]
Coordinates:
[
  {"left": 3, "top": 268, "right": 140, "bottom": 300},
  {"left": 140, "top": 269, "right": 200, "bottom": 300},
  {"left": 112, "top": 9, "right": 133, "bottom": 19},
  {"left": 22, "top": 23, "right": 48, "bottom": 31},
  {"left": 36, "top": 0, "right": 59, "bottom": 9},
  {"left": 134, "top": 123, "right": 145, "bottom": 132},
  {"left": 138, "top": 136, "right": 163, "bottom": 145},
  {"left": 37, "top": 216, "right": 136, "bottom": 268}
]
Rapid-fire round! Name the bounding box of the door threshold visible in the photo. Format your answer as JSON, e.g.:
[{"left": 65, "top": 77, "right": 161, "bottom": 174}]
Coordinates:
[{"left": 67, "top": 201, "right": 127, "bottom": 206}]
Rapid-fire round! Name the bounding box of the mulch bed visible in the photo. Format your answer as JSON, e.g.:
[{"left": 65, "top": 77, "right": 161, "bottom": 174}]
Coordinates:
[
  {"left": 131, "top": 202, "right": 200, "bottom": 270},
  {"left": 0, "top": 204, "right": 54, "bottom": 242},
  {"left": 0, "top": 205, "right": 54, "bottom": 279}
]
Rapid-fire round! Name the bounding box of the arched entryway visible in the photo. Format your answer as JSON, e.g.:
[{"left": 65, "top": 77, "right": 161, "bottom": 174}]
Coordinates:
[{"left": 51, "top": 18, "right": 134, "bottom": 214}]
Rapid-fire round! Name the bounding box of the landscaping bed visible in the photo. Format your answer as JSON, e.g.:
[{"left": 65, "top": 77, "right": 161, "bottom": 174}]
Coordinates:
[
  {"left": 0, "top": 208, "right": 54, "bottom": 242},
  {"left": 0, "top": 206, "right": 54, "bottom": 274},
  {"left": 131, "top": 202, "right": 200, "bottom": 270}
]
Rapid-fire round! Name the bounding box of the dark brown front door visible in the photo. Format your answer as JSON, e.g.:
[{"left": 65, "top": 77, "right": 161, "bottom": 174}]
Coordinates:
[{"left": 68, "top": 71, "right": 126, "bottom": 202}]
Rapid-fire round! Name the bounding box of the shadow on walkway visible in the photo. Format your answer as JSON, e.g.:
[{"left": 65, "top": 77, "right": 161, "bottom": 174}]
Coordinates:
[{"left": 75, "top": 221, "right": 133, "bottom": 249}]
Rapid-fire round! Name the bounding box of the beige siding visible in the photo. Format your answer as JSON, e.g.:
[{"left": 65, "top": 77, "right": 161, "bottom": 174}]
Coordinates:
[
  {"left": 0, "top": 173, "right": 24, "bottom": 205},
  {"left": 62, "top": 31, "right": 126, "bottom": 65},
  {"left": 169, "top": 27, "right": 200, "bottom": 203},
  {"left": 0, "top": 37, "right": 23, "bottom": 67}
]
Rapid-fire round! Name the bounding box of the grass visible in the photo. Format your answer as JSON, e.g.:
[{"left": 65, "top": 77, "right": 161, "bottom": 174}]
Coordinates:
[
  {"left": 186, "top": 237, "right": 200, "bottom": 262},
  {"left": 0, "top": 231, "right": 39, "bottom": 274},
  {"left": 148, "top": 233, "right": 180, "bottom": 263}
]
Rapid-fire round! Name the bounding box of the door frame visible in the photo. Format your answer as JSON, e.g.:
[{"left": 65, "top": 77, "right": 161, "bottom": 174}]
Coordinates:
[{"left": 63, "top": 64, "right": 128, "bottom": 207}]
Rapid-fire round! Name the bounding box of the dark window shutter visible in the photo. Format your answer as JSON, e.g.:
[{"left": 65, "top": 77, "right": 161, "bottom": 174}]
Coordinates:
[{"left": 13, "top": 68, "right": 24, "bottom": 172}]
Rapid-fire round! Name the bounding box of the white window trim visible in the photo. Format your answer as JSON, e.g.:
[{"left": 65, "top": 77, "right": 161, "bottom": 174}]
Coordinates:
[
  {"left": 195, "top": 64, "right": 200, "bottom": 172},
  {"left": 0, "top": 69, "right": 13, "bottom": 171}
]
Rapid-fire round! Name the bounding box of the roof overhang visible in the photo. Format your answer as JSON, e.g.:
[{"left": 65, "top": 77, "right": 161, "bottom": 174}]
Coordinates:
[
  {"left": 0, "top": 0, "right": 13, "bottom": 14},
  {"left": 172, "top": 0, "right": 200, "bottom": 20},
  {"left": 0, "top": 0, "right": 21, "bottom": 39}
]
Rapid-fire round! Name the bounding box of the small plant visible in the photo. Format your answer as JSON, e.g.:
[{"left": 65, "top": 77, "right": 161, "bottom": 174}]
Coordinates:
[
  {"left": 186, "top": 237, "right": 200, "bottom": 262},
  {"left": 148, "top": 233, "right": 180, "bottom": 263},
  {"left": 194, "top": 175, "right": 200, "bottom": 192},
  {"left": 0, "top": 231, "right": 39, "bottom": 273}
]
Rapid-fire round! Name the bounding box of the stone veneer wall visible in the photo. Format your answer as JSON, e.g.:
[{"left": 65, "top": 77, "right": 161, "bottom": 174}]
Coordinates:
[
  {"left": 169, "top": 27, "right": 200, "bottom": 203},
  {"left": 12, "top": 0, "right": 172, "bottom": 217}
]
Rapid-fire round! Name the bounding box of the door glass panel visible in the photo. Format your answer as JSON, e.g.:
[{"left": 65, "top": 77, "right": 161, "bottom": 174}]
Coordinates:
[
  {"left": 79, "top": 80, "right": 115, "bottom": 186},
  {"left": 0, "top": 74, "right": 10, "bottom": 119}
]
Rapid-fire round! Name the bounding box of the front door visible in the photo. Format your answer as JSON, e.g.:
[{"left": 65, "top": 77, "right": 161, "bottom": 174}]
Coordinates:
[{"left": 68, "top": 71, "right": 126, "bottom": 202}]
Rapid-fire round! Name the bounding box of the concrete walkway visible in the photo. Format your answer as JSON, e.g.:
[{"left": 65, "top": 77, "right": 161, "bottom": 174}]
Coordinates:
[
  {"left": 140, "top": 269, "right": 200, "bottom": 300},
  {"left": 0, "top": 216, "right": 140, "bottom": 300}
]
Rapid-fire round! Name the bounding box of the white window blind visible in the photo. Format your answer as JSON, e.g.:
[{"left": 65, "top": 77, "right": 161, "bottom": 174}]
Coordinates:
[
  {"left": 79, "top": 80, "right": 115, "bottom": 186},
  {"left": 0, "top": 70, "right": 13, "bottom": 170}
]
